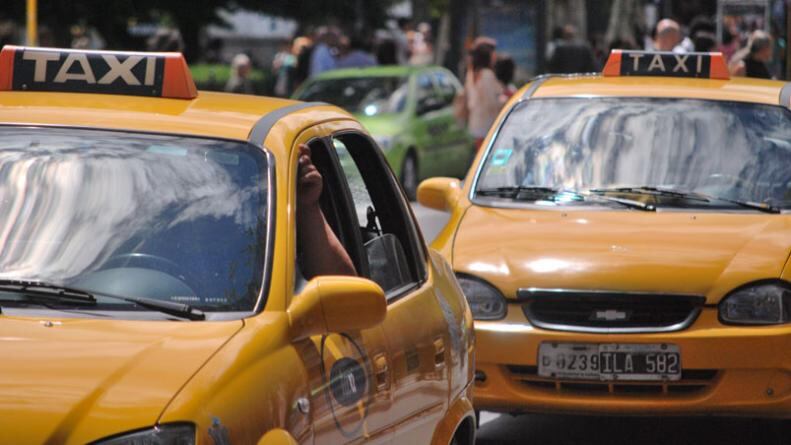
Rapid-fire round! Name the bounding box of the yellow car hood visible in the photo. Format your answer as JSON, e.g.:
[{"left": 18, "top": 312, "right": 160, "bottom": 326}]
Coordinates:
[
  {"left": 0, "top": 316, "right": 243, "bottom": 444},
  {"left": 453, "top": 206, "right": 791, "bottom": 303}
]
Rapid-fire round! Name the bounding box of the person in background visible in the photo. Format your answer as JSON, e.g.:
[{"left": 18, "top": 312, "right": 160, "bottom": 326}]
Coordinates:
[
  {"left": 718, "top": 21, "right": 741, "bottom": 63},
  {"left": 653, "top": 19, "right": 684, "bottom": 52},
  {"left": 272, "top": 41, "right": 296, "bottom": 97},
  {"left": 494, "top": 55, "right": 517, "bottom": 100},
  {"left": 464, "top": 40, "right": 504, "bottom": 151},
  {"left": 408, "top": 22, "right": 434, "bottom": 65},
  {"left": 391, "top": 18, "right": 413, "bottom": 65},
  {"left": 688, "top": 16, "right": 717, "bottom": 52},
  {"left": 335, "top": 35, "right": 378, "bottom": 69},
  {"left": 375, "top": 38, "right": 399, "bottom": 65},
  {"left": 309, "top": 27, "right": 339, "bottom": 78},
  {"left": 292, "top": 35, "right": 314, "bottom": 91},
  {"left": 546, "top": 26, "right": 565, "bottom": 61},
  {"left": 547, "top": 24, "right": 596, "bottom": 73},
  {"left": 729, "top": 30, "right": 773, "bottom": 79},
  {"left": 225, "top": 53, "right": 254, "bottom": 94}
]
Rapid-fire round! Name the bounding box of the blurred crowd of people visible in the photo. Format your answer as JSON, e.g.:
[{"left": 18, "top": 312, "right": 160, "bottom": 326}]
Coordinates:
[
  {"left": 226, "top": 20, "right": 437, "bottom": 96},
  {"left": 456, "top": 37, "right": 517, "bottom": 151},
  {"left": 547, "top": 15, "right": 781, "bottom": 80}
]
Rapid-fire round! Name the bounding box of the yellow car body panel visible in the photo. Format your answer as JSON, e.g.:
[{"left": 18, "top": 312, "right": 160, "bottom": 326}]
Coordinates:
[
  {"left": 531, "top": 76, "right": 785, "bottom": 105},
  {"left": 433, "top": 72, "right": 791, "bottom": 418},
  {"left": 0, "top": 81, "right": 474, "bottom": 442},
  {"left": 0, "top": 316, "right": 243, "bottom": 444}
]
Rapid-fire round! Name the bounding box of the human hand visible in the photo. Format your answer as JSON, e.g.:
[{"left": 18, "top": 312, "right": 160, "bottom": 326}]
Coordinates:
[{"left": 297, "top": 144, "right": 323, "bottom": 207}]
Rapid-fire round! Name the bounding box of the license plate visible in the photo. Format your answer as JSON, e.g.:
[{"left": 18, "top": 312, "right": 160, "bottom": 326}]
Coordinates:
[{"left": 538, "top": 343, "right": 681, "bottom": 381}]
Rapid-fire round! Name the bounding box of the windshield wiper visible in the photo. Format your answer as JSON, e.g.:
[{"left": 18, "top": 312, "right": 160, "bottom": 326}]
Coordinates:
[
  {"left": 587, "top": 195, "right": 656, "bottom": 211},
  {"left": 590, "top": 186, "right": 780, "bottom": 214},
  {"left": 476, "top": 186, "right": 560, "bottom": 199},
  {"left": 0, "top": 280, "right": 97, "bottom": 304},
  {"left": 0, "top": 279, "right": 205, "bottom": 321},
  {"left": 706, "top": 197, "right": 781, "bottom": 214},
  {"left": 589, "top": 186, "right": 710, "bottom": 202}
]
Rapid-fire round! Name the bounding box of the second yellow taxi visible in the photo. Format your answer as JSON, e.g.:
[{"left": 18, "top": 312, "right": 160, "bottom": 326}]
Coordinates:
[{"left": 420, "top": 50, "right": 791, "bottom": 419}]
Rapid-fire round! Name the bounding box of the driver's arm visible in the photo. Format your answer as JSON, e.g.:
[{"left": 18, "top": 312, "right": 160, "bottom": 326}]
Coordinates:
[{"left": 296, "top": 144, "right": 357, "bottom": 279}]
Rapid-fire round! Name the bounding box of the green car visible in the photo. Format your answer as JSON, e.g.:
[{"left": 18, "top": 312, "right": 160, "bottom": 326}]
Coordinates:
[{"left": 293, "top": 65, "right": 473, "bottom": 198}]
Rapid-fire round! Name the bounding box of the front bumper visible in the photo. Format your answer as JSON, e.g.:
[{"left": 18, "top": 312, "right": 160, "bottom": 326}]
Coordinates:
[{"left": 473, "top": 306, "right": 791, "bottom": 418}]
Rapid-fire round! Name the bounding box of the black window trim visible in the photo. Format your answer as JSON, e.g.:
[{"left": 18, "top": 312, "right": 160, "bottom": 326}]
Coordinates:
[{"left": 329, "top": 129, "right": 429, "bottom": 302}]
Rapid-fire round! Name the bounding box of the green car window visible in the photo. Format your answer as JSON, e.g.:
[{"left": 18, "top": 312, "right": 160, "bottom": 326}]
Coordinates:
[{"left": 297, "top": 76, "right": 409, "bottom": 116}]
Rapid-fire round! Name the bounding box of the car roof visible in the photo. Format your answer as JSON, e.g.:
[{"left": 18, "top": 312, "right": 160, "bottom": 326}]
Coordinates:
[
  {"left": 522, "top": 74, "right": 789, "bottom": 106},
  {"left": 309, "top": 64, "right": 439, "bottom": 80},
  {"left": 0, "top": 90, "right": 353, "bottom": 145}
]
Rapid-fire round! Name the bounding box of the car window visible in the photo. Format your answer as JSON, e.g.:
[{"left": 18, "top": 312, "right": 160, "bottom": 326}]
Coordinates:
[
  {"left": 416, "top": 73, "right": 437, "bottom": 99},
  {"left": 475, "top": 97, "right": 791, "bottom": 210},
  {"left": 296, "top": 76, "right": 409, "bottom": 116},
  {"left": 0, "top": 126, "right": 271, "bottom": 314},
  {"left": 433, "top": 71, "right": 457, "bottom": 105},
  {"left": 332, "top": 134, "right": 426, "bottom": 297}
]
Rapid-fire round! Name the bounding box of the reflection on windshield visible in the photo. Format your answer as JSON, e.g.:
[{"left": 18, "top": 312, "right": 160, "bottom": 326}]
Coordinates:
[
  {"left": 0, "top": 127, "right": 269, "bottom": 312},
  {"left": 476, "top": 98, "right": 791, "bottom": 209},
  {"left": 297, "top": 76, "right": 409, "bottom": 115}
]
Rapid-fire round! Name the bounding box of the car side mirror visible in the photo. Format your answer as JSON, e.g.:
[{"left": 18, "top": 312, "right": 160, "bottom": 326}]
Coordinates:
[
  {"left": 417, "top": 177, "right": 462, "bottom": 212},
  {"left": 288, "top": 276, "right": 387, "bottom": 341}
]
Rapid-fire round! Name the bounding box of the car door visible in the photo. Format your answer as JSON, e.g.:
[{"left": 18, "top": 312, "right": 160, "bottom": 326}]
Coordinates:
[
  {"left": 287, "top": 130, "right": 394, "bottom": 445},
  {"left": 330, "top": 132, "right": 452, "bottom": 442}
]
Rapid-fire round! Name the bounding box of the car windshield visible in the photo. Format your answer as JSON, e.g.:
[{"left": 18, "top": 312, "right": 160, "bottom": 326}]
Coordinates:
[
  {"left": 296, "top": 76, "right": 409, "bottom": 115},
  {"left": 0, "top": 127, "right": 270, "bottom": 314},
  {"left": 475, "top": 98, "right": 791, "bottom": 210}
]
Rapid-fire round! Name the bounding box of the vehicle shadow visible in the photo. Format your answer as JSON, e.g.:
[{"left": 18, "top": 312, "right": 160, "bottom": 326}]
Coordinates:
[{"left": 475, "top": 412, "right": 789, "bottom": 445}]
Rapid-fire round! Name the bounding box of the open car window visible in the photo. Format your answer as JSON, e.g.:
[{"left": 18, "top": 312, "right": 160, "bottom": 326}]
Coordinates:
[{"left": 332, "top": 134, "right": 426, "bottom": 298}]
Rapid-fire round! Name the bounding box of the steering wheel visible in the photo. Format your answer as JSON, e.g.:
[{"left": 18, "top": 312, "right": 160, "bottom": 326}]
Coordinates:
[{"left": 103, "top": 253, "right": 193, "bottom": 285}]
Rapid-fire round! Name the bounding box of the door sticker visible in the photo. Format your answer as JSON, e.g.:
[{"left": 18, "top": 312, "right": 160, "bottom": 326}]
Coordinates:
[
  {"left": 320, "top": 333, "right": 373, "bottom": 438},
  {"left": 491, "top": 148, "right": 513, "bottom": 166}
]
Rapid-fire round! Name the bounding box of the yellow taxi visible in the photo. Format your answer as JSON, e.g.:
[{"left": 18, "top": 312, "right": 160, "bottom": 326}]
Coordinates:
[
  {"left": 0, "top": 46, "right": 475, "bottom": 444},
  {"left": 419, "top": 50, "right": 791, "bottom": 419}
]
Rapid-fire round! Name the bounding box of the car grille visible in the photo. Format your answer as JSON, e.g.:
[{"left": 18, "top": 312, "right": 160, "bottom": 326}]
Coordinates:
[
  {"left": 518, "top": 288, "right": 706, "bottom": 333},
  {"left": 506, "top": 365, "right": 718, "bottom": 396}
]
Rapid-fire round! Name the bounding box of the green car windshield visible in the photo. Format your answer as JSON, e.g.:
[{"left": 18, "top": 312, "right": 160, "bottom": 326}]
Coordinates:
[
  {"left": 0, "top": 127, "right": 270, "bottom": 314},
  {"left": 475, "top": 97, "right": 791, "bottom": 210},
  {"left": 297, "top": 76, "right": 409, "bottom": 116}
]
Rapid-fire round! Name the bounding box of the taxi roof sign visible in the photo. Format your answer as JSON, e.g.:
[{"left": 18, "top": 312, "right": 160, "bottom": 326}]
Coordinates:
[
  {"left": 602, "top": 50, "right": 729, "bottom": 80},
  {"left": 0, "top": 46, "right": 197, "bottom": 99}
]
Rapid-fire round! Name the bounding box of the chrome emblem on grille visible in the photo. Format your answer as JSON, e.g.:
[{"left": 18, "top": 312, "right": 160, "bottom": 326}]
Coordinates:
[{"left": 592, "top": 309, "right": 628, "bottom": 321}]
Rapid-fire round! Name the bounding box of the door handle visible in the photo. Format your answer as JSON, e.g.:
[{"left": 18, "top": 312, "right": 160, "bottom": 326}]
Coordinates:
[
  {"left": 373, "top": 353, "right": 389, "bottom": 391},
  {"left": 433, "top": 337, "right": 446, "bottom": 369}
]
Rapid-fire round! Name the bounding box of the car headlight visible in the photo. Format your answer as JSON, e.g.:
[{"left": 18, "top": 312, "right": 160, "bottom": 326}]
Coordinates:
[
  {"left": 93, "top": 424, "right": 195, "bottom": 445},
  {"left": 719, "top": 282, "right": 791, "bottom": 325},
  {"left": 373, "top": 135, "right": 395, "bottom": 151},
  {"left": 455, "top": 274, "right": 507, "bottom": 320}
]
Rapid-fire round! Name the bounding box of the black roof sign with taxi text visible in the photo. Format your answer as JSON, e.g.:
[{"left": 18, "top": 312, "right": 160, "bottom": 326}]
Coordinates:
[
  {"left": 0, "top": 46, "right": 197, "bottom": 99},
  {"left": 603, "top": 50, "right": 730, "bottom": 80}
]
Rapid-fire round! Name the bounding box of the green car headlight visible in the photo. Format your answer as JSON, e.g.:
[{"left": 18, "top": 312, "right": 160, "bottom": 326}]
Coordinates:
[
  {"left": 92, "top": 423, "right": 195, "bottom": 445},
  {"left": 455, "top": 274, "right": 507, "bottom": 320},
  {"left": 719, "top": 282, "right": 791, "bottom": 325}
]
